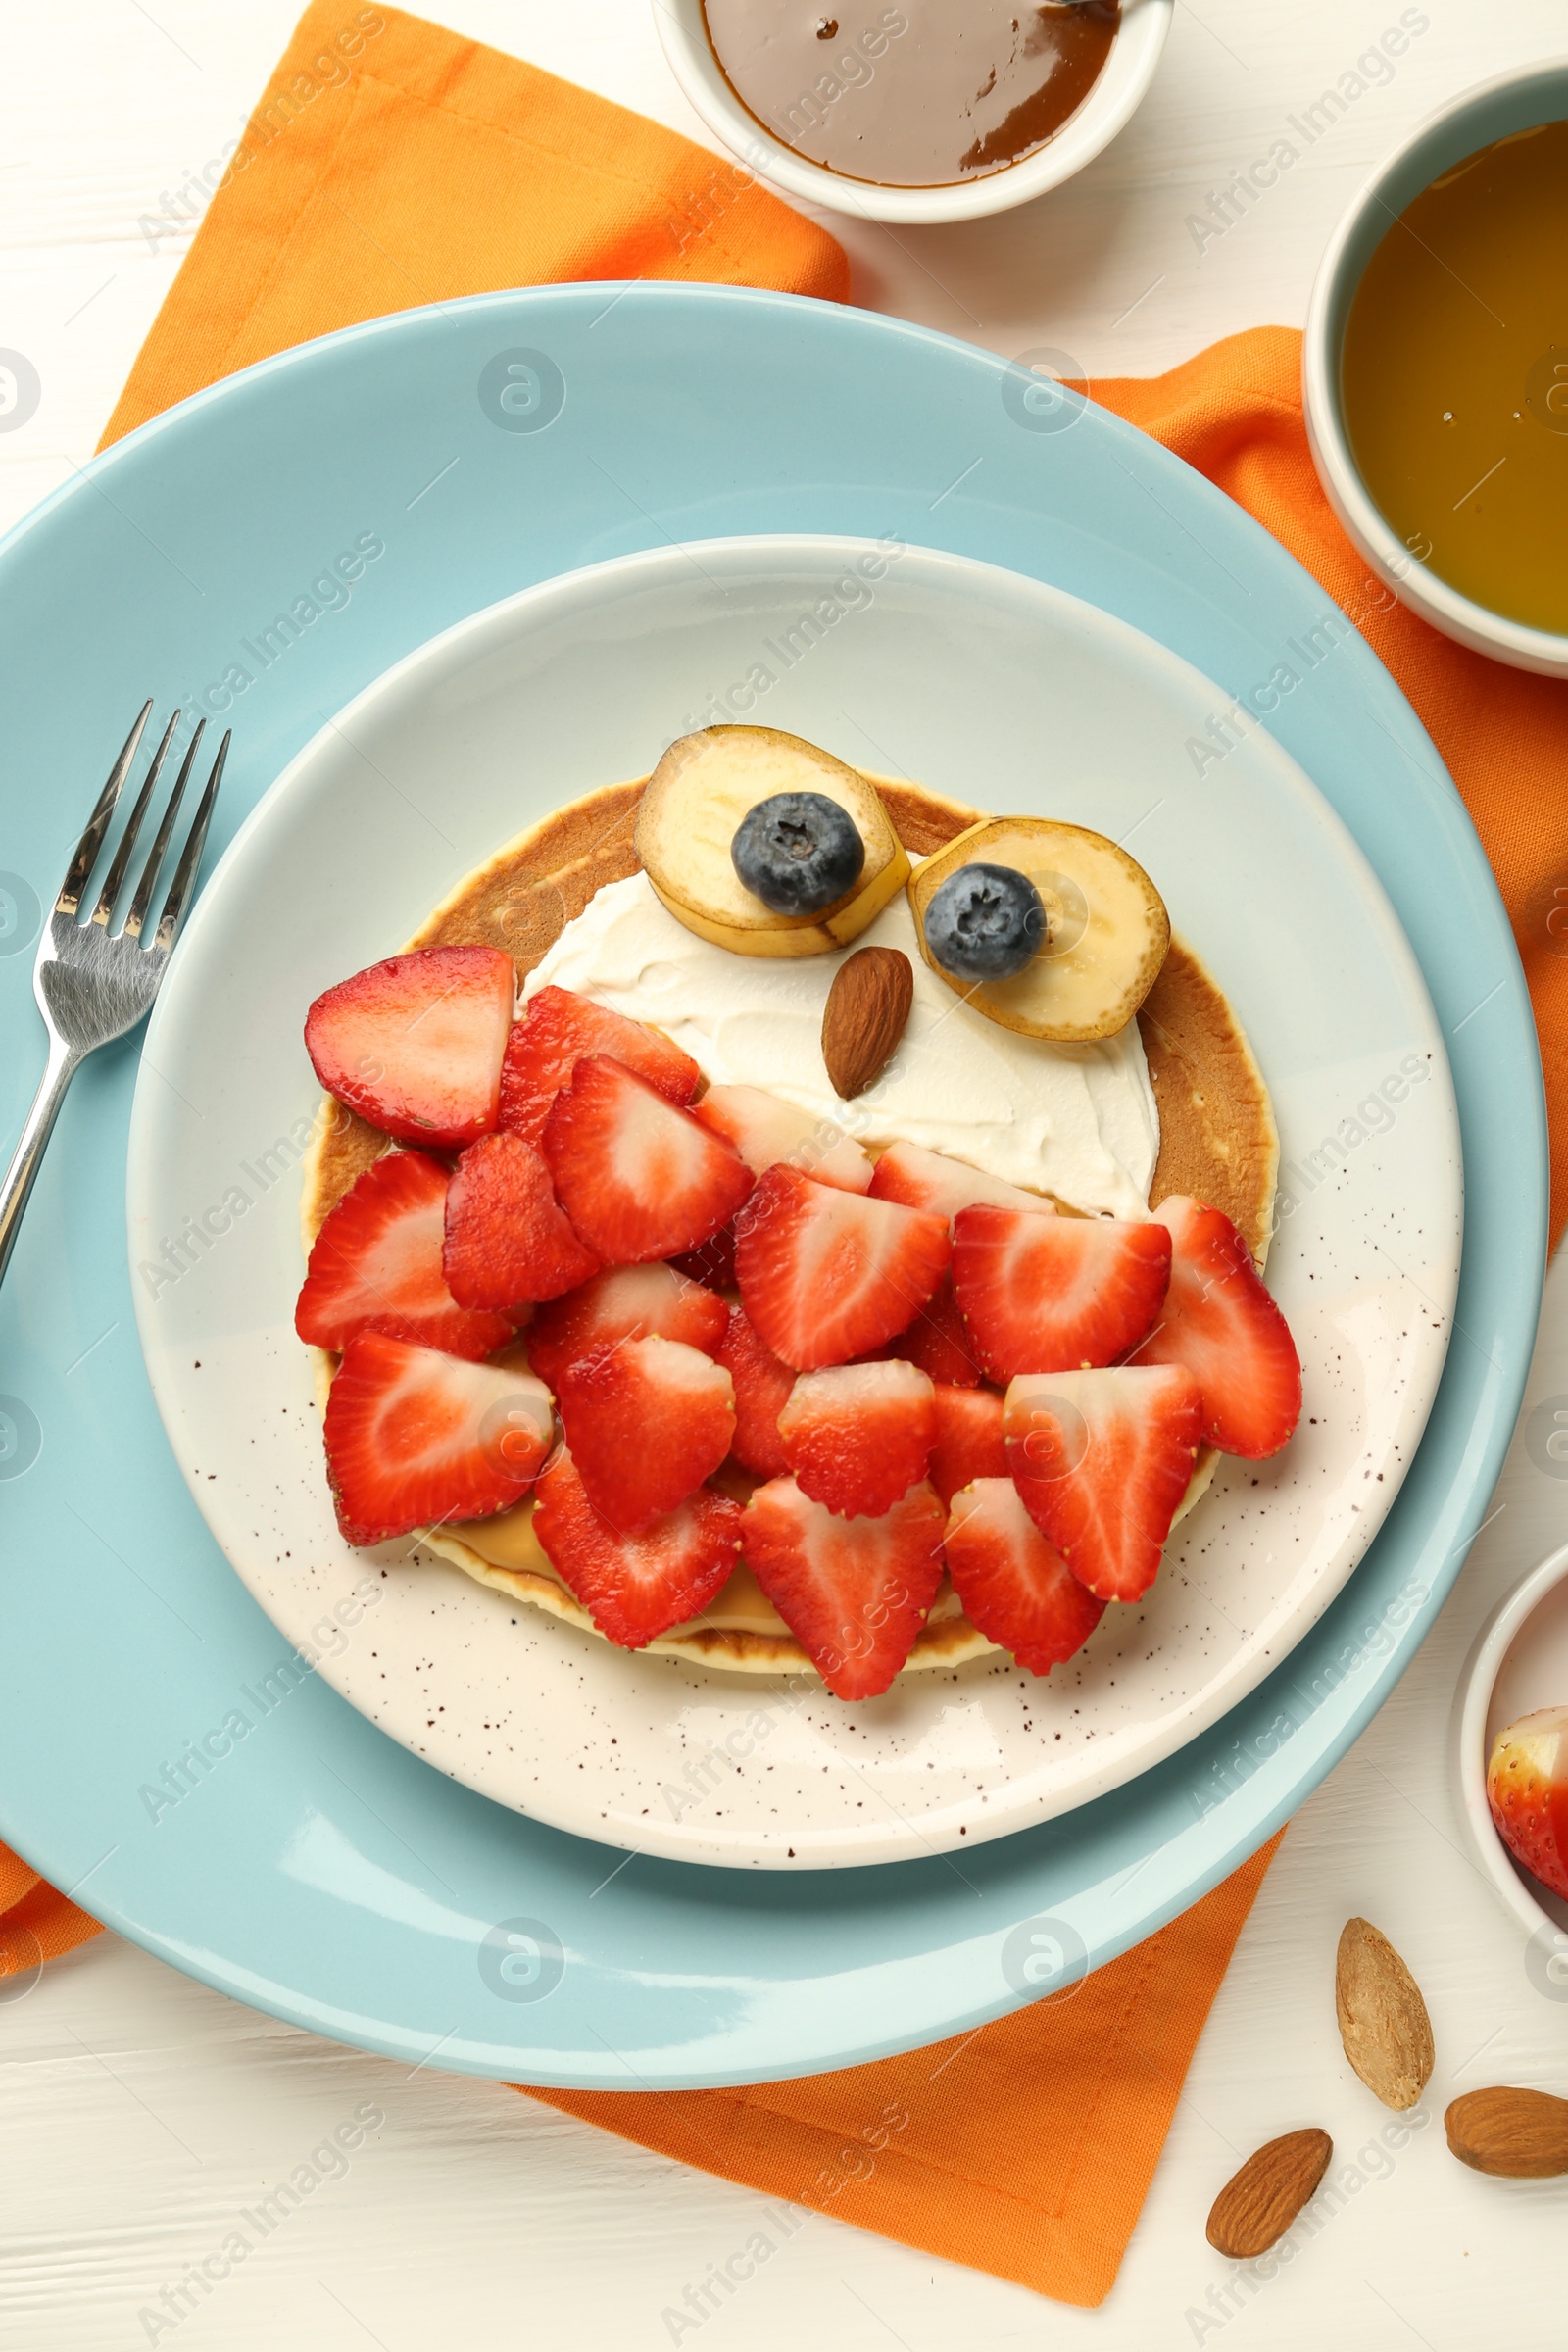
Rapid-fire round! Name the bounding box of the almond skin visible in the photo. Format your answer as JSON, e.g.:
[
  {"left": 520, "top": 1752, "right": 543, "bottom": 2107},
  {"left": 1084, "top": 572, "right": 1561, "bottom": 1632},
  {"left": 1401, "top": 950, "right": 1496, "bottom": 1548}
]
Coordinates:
[
  {"left": 1206, "top": 2129, "right": 1333, "bottom": 2258},
  {"left": 821, "top": 945, "right": 913, "bottom": 1101},
  {"left": 1335, "top": 1917, "right": 1434, "bottom": 2111},
  {"left": 1446, "top": 2086, "right": 1568, "bottom": 2178}
]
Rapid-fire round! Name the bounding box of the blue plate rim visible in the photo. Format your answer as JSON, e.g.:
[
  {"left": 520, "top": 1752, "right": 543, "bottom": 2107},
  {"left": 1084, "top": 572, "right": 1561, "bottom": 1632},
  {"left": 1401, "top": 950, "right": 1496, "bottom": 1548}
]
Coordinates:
[{"left": 0, "top": 280, "right": 1544, "bottom": 2086}]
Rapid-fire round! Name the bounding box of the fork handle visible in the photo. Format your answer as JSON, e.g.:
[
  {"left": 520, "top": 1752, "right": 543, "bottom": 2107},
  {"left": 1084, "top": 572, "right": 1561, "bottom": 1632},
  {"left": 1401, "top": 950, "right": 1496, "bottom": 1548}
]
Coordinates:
[{"left": 0, "top": 1036, "right": 83, "bottom": 1293}]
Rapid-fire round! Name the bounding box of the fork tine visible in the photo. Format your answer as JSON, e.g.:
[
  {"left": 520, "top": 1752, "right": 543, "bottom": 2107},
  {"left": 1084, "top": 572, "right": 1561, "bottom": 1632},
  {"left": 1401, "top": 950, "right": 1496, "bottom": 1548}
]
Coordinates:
[
  {"left": 57, "top": 700, "right": 153, "bottom": 917},
  {"left": 91, "top": 709, "right": 180, "bottom": 929},
  {"left": 122, "top": 717, "right": 204, "bottom": 942},
  {"left": 151, "top": 730, "right": 229, "bottom": 956}
]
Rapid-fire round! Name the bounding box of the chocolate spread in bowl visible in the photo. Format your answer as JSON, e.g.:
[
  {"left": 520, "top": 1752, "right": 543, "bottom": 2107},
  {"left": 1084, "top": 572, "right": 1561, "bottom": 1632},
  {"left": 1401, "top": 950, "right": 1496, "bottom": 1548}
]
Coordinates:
[{"left": 700, "top": 1, "right": 1120, "bottom": 187}]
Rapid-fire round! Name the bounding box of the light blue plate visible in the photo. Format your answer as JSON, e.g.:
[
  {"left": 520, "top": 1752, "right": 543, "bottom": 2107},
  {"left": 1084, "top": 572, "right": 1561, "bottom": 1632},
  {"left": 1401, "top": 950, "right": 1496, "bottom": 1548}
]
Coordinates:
[{"left": 0, "top": 286, "right": 1543, "bottom": 2085}]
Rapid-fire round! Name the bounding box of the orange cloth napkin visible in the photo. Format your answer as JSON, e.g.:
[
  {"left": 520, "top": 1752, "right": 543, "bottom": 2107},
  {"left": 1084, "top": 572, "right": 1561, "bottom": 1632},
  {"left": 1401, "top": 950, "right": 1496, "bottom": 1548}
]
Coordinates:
[
  {"left": 99, "top": 0, "right": 846, "bottom": 446},
  {"left": 530, "top": 1836, "right": 1281, "bottom": 2307},
  {"left": 1099, "top": 331, "right": 1568, "bottom": 1242},
  {"left": 0, "top": 1840, "right": 102, "bottom": 1981},
  {"left": 4, "top": 0, "right": 1548, "bottom": 2312}
]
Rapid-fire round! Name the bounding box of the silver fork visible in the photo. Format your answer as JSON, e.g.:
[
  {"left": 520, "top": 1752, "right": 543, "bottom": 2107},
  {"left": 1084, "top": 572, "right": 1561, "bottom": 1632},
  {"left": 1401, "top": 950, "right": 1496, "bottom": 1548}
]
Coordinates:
[{"left": 0, "top": 703, "right": 229, "bottom": 1289}]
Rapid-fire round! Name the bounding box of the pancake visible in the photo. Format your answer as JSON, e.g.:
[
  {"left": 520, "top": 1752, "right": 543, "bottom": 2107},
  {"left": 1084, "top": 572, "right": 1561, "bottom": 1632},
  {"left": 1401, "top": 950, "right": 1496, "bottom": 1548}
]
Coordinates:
[{"left": 301, "top": 773, "right": 1277, "bottom": 1678}]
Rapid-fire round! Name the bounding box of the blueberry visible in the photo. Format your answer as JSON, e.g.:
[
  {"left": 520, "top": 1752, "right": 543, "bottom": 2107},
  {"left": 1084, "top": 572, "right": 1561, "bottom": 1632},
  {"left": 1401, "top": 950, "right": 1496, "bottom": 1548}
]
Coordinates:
[
  {"left": 923, "top": 862, "right": 1046, "bottom": 982},
  {"left": 731, "top": 792, "right": 864, "bottom": 916}
]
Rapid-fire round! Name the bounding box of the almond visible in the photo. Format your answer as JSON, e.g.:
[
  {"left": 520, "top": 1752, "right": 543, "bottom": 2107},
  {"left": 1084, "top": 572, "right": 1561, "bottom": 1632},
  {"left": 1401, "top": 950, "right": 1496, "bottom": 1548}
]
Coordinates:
[
  {"left": 1335, "top": 1917, "right": 1434, "bottom": 2111},
  {"left": 1205, "top": 2129, "right": 1333, "bottom": 2258},
  {"left": 1445, "top": 2085, "right": 1568, "bottom": 2178},
  {"left": 821, "top": 946, "right": 913, "bottom": 1101}
]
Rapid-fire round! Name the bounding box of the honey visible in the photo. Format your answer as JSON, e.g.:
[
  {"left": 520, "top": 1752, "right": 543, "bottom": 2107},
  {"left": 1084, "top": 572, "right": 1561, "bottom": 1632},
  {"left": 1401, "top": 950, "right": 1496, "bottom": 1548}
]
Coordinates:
[{"left": 1342, "top": 119, "right": 1568, "bottom": 636}]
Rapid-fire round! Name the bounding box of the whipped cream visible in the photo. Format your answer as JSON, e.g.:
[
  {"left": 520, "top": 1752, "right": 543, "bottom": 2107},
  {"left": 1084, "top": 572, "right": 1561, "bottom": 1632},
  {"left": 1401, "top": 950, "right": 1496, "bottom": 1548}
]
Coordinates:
[{"left": 526, "top": 872, "right": 1158, "bottom": 1217}]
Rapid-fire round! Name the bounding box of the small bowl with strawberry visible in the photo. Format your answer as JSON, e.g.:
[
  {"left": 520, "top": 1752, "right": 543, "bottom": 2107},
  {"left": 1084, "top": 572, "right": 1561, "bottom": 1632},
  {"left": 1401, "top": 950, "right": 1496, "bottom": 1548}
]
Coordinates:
[{"left": 1457, "top": 1543, "right": 1568, "bottom": 1946}]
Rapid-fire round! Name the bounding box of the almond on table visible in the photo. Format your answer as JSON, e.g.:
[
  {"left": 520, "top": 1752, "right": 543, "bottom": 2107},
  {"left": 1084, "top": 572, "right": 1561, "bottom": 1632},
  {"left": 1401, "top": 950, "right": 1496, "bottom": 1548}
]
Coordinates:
[
  {"left": 1205, "top": 2130, "right": 1333, "bottom": 2259},
  {"left": 1334, "top": 1917, "right": 1434, "bottom": 2111},
  {"left": 1445, "top": 2086, "right": 1568, "bottom": 2179}
]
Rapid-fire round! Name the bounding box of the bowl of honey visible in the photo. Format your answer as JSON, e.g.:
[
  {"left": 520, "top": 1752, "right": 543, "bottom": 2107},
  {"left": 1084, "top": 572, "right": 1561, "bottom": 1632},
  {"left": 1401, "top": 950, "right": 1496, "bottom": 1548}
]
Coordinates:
[
  {"left": 1304, "top": 61, "right": 1568, "bottom": 676},
  {"left": 655, "top": 0, "right": 1173, "bottom": 225}
]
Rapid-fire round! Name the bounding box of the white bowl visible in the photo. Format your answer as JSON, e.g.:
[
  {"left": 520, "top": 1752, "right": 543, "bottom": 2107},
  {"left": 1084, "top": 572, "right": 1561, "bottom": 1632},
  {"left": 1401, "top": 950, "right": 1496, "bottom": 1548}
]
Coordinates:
[
  {"left": 653, "top": 0, "right": 1173, "bottom": 225},
  {"left": 1303, "top": 59, "right": 1568, "bottom": 679},
  {"left": 1454, "top": 1543, "right": 1568, "bottom": 1985}
]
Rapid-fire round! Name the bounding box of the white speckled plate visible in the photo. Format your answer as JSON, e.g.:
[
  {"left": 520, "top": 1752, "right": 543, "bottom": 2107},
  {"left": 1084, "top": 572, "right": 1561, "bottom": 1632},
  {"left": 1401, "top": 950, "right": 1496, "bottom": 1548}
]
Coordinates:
[{"left": 126, "top": 538, "right": 1460, "bottom": 1869}]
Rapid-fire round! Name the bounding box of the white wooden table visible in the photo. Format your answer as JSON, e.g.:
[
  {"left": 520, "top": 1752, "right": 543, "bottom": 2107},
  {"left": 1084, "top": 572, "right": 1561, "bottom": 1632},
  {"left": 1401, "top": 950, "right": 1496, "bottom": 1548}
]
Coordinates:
[{"left": 4, "top": 5, "right": 1568, "bottom": 2344}]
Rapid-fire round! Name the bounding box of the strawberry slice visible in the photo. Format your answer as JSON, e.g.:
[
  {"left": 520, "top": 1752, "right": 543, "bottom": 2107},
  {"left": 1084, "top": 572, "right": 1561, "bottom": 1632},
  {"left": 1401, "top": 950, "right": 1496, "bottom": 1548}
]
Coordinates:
[
  {"left": 928, "top": 1385, "right": 1006, "bottom": 1505},
  {"left": 533, "top": 1450, "right": 743, "bottom": 1648},
  {"left": 870, "top": 1152, "right": 1051, "bottom": 1383},
  {"left": 952, "top": 1205, "right": 1171, "bottom": 1380},
  {"left": 670, "top": 1221, "right": 738, "bottom": 1292},
  {"left": 526, "top": 1263, "right": 728, "bottom": 1395},
  {"left": 1004, "top": 1366, "right": 1202, "bottom": 1602},
  {"left": 715, "top": 1306, "right": 795, "bottom": 1479},
  {"left": 541, "top": 1055, "right": 754, "bottom": 1263},
  {"left": 881, "top": 1274, "right": 982, "bottom": 1387},
  {"left": 305, "top": 944, "right": 514, "bottom": 1149},
  {"left": 556, "top": 1335, "right": 735, "bottom": 1532},
  {"left": 295, "top": 1151, "right": 514, "bottom": 1360},
  {"left": 742, "top": 1476, "right": 947, "bottom": 1699},
  {"left": 944, "top": 1479, "right": 1105, "bottom": 1672},
  {"left": 442, "top": 1131, "right": 599, "bottom": 1311},
  {"left": 777, "top": 1359, "right": 938, "bottom": 1519},
  {"left": 733, "top": 1166, "right": 951, "bottom": 1370},
  {"left": 323, "top": 1331, "right": 553, "bottom": 1544},
  {"left": 1131, "top": 1196, "right": 1301, "bottom": 1457},
  {"left": 501, "top": 985, "right": 700, "bottom": 1146},
  {"left": 1487, "top": 1708, "right": 1568, "bottom": 1901},
  {"left": 694, "top": 1085, "right": 874, "bottom": 1194},
  {"left": 869, "top": 1141, "right": 1053, "bottom": 1220}
]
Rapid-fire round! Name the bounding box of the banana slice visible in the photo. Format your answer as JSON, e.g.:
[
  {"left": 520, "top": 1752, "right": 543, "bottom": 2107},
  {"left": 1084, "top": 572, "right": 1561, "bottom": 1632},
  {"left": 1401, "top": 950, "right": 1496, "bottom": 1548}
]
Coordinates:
[
  {"left": 635, "top": 727, "right": 910, "bottom": 957},
  {"left": 907, "top": 816, "right": 1169, "bottom": 1042}
]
